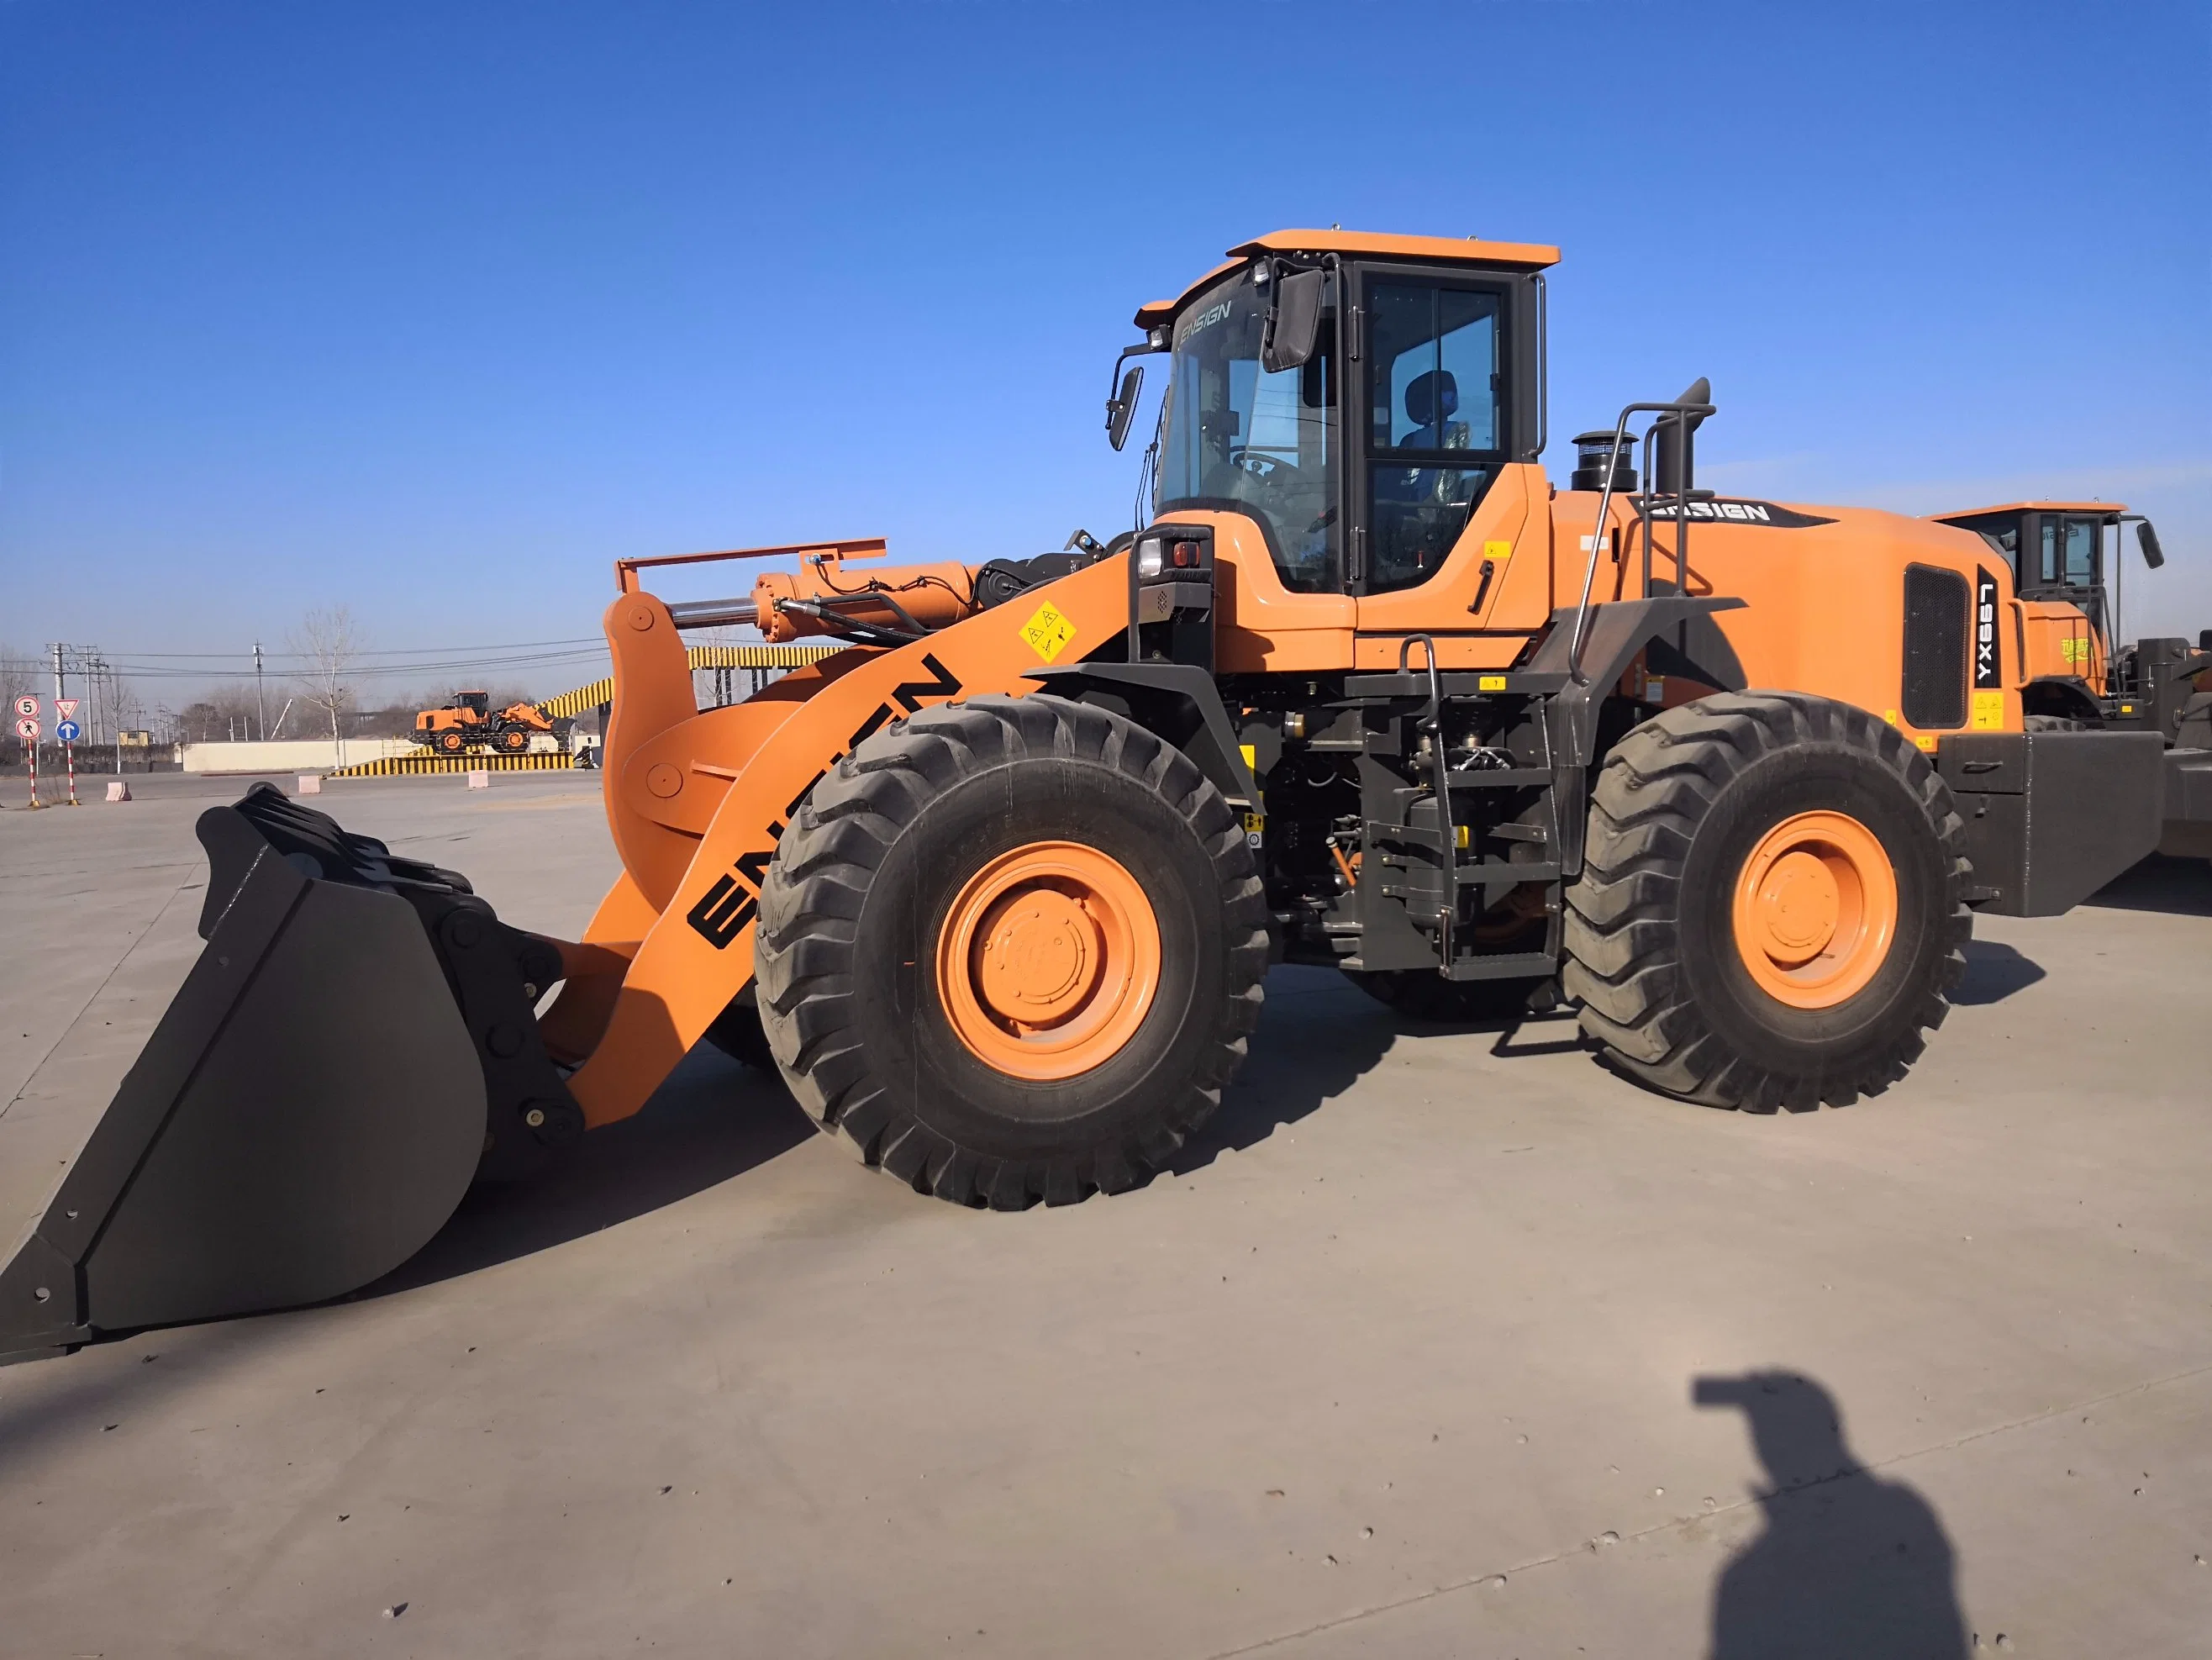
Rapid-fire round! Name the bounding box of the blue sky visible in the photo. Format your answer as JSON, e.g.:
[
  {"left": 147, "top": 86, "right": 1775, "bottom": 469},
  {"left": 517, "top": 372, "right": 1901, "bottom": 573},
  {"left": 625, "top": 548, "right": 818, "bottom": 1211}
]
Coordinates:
[{"left": 2, "top": 1, "right": 2207, "bottom": 704}]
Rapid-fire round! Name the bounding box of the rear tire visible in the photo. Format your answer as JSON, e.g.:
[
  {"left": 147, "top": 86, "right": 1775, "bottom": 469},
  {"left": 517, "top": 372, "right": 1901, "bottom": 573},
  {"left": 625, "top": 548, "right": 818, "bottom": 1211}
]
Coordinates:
[
  {"left": 1562, "top": 693, "right": 1970, "bottom": 1111},
  {"left": 755, "top": 693, "right": 1268, "bottom": 1208}
]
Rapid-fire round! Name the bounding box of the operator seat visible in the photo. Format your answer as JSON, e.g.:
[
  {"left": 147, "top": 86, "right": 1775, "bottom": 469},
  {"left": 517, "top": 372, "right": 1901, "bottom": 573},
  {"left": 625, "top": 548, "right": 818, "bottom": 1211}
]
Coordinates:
[
  {"left": 1375, "top": 370, "right": 1471, "bottom": 507},
  {"left": 1399, "top": 369, "right": 1468, "bottom": 451}
]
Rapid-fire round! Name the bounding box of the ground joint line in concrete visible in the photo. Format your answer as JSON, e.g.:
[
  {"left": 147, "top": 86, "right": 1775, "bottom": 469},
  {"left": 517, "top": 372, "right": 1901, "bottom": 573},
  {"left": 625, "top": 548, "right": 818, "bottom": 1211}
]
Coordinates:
[
  {"left": 1203, "top": 1359, "right": 2212, "bottom": 1659},
  {"left": 2, "top": 874, "right": 196, "bottom": 1124}
]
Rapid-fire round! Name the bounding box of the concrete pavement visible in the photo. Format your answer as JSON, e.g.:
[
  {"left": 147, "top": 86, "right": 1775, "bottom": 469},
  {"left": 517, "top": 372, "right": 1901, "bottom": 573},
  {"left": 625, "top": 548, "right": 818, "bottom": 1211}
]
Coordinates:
[{"left": 1, "top": 774, "right": 2207, "bottom": 1657}]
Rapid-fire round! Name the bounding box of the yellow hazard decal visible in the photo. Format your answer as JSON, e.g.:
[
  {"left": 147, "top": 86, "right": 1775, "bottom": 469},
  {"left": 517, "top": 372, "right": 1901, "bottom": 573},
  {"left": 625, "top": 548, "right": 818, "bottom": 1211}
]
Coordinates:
[
  {"left": 1478, "top": 673, "right": 1507, "bottom": 691},
  {"left": 1019, "top": 602, "right": 1076, "bottom": 664},
  {"left": 1483, "top": 540, "right": 1513, "bottom": 561},
  {"left": 1970, "top": 690, "right": 2005, "bottom": 730}
]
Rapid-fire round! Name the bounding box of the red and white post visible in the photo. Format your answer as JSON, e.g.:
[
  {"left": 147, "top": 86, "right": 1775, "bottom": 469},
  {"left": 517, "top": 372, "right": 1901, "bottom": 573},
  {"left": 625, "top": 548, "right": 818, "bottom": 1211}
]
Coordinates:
[
  {"left": 13, "top": 697, "right": 40, "bottom": 808},
  {"left": 64, "top": 738, "right": 77, "bottom": 806}
]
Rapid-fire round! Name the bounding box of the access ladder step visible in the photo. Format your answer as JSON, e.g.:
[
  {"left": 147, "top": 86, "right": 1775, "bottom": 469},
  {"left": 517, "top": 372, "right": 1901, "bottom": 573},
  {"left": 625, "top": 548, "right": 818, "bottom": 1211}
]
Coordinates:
[{"left": 1441, "top": 952, "right": 1558, "bottom": 983}]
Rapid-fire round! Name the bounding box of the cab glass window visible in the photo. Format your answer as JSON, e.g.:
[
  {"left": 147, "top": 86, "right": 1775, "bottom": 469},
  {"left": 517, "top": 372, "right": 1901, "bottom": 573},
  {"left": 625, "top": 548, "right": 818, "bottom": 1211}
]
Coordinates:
[
  {"left": 1368, "top": 283, "right": 1501, "bottom": 453},
  {"left": 2062, "top": 518, "right": 2099, "bottom": 585},
  {"left": 1156, "top": 271, "right": 1340, "bottom": 593},
  {"left": 2036, "top": 518, "right": 2100, "bottom": 588},
  {"left": 1364, "top": 282, "right": 1504, "bottom": 593}
]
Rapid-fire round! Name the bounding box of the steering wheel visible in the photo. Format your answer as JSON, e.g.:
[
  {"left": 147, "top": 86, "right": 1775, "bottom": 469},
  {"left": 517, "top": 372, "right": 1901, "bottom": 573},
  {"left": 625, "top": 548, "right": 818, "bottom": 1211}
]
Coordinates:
[{"left": 1231, "top": 449, "right": 1298, "bottom": 478}]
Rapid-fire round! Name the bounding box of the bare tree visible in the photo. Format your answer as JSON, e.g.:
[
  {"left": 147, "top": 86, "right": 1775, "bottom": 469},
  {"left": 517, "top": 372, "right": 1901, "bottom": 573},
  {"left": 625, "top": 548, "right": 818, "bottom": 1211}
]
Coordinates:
[
  {"left": 0, "top": 643, "right": 33, "bottom": 767},
  {"left": 289, "top": 605, "right": 363, "bottom": 760},
  {"left": 0, "top": 642, "right": 34, "bottom": 711}
]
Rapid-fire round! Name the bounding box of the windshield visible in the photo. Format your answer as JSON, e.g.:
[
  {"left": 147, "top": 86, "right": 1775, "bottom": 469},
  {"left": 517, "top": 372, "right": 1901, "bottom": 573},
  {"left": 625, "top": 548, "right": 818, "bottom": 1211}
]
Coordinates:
[{"left": 1156, "top": 268, "right": 1340, "bottom": 593}]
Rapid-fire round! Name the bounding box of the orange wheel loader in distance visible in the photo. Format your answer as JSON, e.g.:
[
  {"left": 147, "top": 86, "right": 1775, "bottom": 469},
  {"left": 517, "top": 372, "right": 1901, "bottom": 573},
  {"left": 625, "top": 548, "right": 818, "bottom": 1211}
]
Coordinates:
[
  {"left": 2, "top": 229, "right": 2187, "bottom": 1362},
  {"left": 413, "top": 689, "right": 557, "bottom": 754}
]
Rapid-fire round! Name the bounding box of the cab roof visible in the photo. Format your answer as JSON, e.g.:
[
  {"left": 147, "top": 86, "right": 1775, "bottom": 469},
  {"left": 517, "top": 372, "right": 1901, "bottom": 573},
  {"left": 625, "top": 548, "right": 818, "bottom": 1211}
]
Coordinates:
[
  {"left": 1132, "top": 229, "right": 1562, "bottom": 332},
  {"left": 1932, "top": 502, "right": 2129, "bottom": 521}
]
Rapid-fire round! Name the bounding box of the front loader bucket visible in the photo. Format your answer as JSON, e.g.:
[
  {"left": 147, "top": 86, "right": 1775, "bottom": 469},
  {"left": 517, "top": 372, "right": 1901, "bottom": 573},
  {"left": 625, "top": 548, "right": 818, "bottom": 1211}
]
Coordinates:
[{"left": 0, "top": 785, "right": 580, "bottom": 1363}]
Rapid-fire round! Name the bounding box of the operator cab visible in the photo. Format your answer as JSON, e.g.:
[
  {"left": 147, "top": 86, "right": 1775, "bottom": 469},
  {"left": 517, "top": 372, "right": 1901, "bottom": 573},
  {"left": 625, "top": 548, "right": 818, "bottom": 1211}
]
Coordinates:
[
  {"left": 453, "top": 690, "right": 491, "bottom": 714},
  {"left": 1934, "top": 503, "right": 2126, "bottom": 639},
  {"left": 1932, "top": 502, "right": 2184, "bottom": 730},
  {"left": 1124, "top": 230, "right": 1554, "bottom": 597}
]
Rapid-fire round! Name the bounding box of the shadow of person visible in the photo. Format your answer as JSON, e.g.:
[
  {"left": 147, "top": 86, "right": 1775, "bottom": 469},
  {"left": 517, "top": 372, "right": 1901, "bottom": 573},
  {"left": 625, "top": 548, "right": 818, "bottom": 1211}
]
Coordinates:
[{"left": 1695, "top": 1371, "right": 1967, "bottom": 1660}]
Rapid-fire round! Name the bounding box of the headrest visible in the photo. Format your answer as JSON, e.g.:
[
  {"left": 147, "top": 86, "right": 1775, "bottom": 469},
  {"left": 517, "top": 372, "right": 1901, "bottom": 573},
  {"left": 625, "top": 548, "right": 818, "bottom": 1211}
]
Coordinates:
[{"left": 1405, "top": 369, "right": 1458, "bottom": 429}]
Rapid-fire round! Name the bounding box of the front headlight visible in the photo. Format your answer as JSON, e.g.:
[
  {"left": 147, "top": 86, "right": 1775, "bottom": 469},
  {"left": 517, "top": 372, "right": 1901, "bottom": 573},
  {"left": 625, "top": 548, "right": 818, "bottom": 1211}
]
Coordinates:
[{"left": 1136, "top": 535, "right": 1165, "bottom": 578}]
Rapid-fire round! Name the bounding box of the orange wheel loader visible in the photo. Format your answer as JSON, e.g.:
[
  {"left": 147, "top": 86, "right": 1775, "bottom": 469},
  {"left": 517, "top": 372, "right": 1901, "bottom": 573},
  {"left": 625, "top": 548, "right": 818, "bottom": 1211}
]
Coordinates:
[
  {"left": 2, "top": 229, "right": 2186, "bottom": 1362},
  {"left": 1928, "top": 502, "right": 2211, "bottom": 860},
  {"left": 413, "top": 689, "right": 556, "bottom": 754}
]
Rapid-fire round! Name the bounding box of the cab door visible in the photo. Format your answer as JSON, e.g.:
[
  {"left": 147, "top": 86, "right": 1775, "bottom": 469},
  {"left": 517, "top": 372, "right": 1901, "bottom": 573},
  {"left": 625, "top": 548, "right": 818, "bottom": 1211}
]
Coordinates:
[
  {"left": 1345, "top": 262, "right": 1547, "bottom": 666},
  {"left": 2020, "top": 511, "right": 2109, "bottom": 690}
]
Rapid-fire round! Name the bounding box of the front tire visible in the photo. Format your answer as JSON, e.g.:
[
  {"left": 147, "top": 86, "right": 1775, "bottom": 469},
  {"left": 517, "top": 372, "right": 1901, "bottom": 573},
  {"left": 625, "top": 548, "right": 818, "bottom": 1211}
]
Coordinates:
[
  {"left": 755, "top": 694, "right": 1268, "bottom": 1208},
  {"left": 1562, "top": 693, "right": 1970, "bottom": 1111}
]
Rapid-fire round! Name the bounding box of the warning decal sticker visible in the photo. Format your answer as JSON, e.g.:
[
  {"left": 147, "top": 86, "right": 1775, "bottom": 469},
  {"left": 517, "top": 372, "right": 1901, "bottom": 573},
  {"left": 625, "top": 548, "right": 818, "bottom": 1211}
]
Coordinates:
[{"left": 1020, "top": 602, "right": 1077, "bottom": 664}]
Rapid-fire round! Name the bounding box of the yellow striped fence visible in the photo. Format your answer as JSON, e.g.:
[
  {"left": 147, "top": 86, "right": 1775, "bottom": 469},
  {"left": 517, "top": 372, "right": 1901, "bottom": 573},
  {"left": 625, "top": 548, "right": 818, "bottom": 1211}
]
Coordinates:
[{"left": 327, "top": 751, "right": 579, "bottom": 779}]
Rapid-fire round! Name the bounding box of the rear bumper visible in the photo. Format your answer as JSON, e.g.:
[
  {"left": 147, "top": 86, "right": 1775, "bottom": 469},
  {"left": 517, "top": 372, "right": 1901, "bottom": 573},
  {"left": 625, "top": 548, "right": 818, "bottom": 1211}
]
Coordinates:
[
  {"left": 1938, "top": 730, "right": 2166, "bottom": 915},
  {"left": 2162, "top": 746, "right": 2212, "bottom": 859}
]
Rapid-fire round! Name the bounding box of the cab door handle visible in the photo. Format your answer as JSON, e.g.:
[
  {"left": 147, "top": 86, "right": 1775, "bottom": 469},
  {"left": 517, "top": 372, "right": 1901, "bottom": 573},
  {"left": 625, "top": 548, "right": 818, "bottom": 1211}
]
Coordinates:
[{"left": 1468, "top": 559, "right": 1497, "bottom": 615}]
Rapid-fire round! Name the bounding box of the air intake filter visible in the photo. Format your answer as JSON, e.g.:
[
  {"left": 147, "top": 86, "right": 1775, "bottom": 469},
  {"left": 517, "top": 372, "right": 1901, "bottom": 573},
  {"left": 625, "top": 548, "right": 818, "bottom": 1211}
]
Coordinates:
[{"left": 1570, "top": 430, "right": 1637, "bottom": 493}]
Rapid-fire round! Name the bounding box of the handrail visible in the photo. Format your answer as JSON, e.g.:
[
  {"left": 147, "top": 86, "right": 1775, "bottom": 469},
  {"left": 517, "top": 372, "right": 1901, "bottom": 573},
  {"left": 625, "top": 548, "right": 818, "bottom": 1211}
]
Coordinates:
[
  {"left": 1566, "top": 398, "right": 1715, "bottom": 682},
  {"left": 614, "top": 537, "right": 888, "bottom": 595}
]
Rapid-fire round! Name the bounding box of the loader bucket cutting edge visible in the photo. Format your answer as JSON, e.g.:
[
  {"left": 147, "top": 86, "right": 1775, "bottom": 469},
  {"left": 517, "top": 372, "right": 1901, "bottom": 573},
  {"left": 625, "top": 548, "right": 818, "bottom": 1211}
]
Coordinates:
[{"left": 0, "top": 786, "right": 571, "bottom": 1364}]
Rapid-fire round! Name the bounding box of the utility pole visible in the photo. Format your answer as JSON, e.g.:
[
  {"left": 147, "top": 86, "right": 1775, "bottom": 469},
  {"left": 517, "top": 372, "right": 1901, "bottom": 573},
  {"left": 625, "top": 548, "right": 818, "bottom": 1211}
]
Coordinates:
[
  {"left": 254, "top": 641, "right": 266, "bottom": 740},
  {"left": 50, "top": 640, "right": 66, "bottom": 703}
]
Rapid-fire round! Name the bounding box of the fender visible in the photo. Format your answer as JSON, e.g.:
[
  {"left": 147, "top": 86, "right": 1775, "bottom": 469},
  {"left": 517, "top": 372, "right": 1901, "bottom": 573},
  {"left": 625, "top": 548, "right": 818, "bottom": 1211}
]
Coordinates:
[
  {"left": 1030, "top": 661, "right": 1261, "bottom": 809},
  {"left": 1526, "top": 597, "right": 1749, "bottom": 879}
]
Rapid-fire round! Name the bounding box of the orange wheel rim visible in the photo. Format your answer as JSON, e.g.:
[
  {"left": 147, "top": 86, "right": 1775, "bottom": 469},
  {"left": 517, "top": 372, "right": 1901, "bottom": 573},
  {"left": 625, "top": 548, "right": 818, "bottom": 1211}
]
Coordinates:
[
  {"left": 935, "top": 841, "right": 1161, "bottom": 1081},
  {"left": 1730, "top": 810, "right": 1898, "bottom": 1010}
]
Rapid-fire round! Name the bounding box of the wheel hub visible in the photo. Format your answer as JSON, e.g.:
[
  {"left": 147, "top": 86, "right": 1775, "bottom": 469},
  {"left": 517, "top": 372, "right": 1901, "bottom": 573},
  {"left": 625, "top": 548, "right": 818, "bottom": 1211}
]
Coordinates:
[
  {"left": 935, "top": 841, "right": 1162, "bottom": 1080},
  {"left": 974, "top": 890, "right": 1106, "bottom": 1028},
  {"left": 1730, "top": 810, "right": 1899, "bottom": 1010},
  {"left": 1752, "top": 850, "right": 1841, "bottom": 963}
]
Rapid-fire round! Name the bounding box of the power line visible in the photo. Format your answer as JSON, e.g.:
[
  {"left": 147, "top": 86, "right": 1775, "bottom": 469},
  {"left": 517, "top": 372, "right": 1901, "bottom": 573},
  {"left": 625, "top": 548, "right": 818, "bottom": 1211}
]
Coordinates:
[
  {"left": 97, "top": 649, "right": 616, "bottom": 680},
  {"left": 103, "top": 636, "right": 608, "bottom": 658}
]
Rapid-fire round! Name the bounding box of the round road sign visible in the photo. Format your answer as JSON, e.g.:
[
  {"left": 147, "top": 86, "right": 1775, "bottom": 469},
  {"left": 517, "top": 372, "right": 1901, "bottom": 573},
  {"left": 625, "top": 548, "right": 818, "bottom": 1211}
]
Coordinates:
[
  {"left": 55, "top": 720, "right": 81, "bottom": 744},
  {"left": 12, "top": 694, "right": 36, "bottom": 719},
  {"left": 13, "top": 717, "right": 38, "bottom": 740}
]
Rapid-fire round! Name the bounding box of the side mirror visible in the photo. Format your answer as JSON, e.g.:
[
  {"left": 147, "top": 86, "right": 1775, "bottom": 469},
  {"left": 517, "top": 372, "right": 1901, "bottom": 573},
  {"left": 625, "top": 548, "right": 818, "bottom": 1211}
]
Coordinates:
[
  {"left": 1261, "top": 268, "right": 1324, "bottom": 373},
  {"left": 1105, "top": 364, "right": 1144, "bottom": 452},
  {"left": 2137, "top": 520, "right": 2166, "bottom": 569}
]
